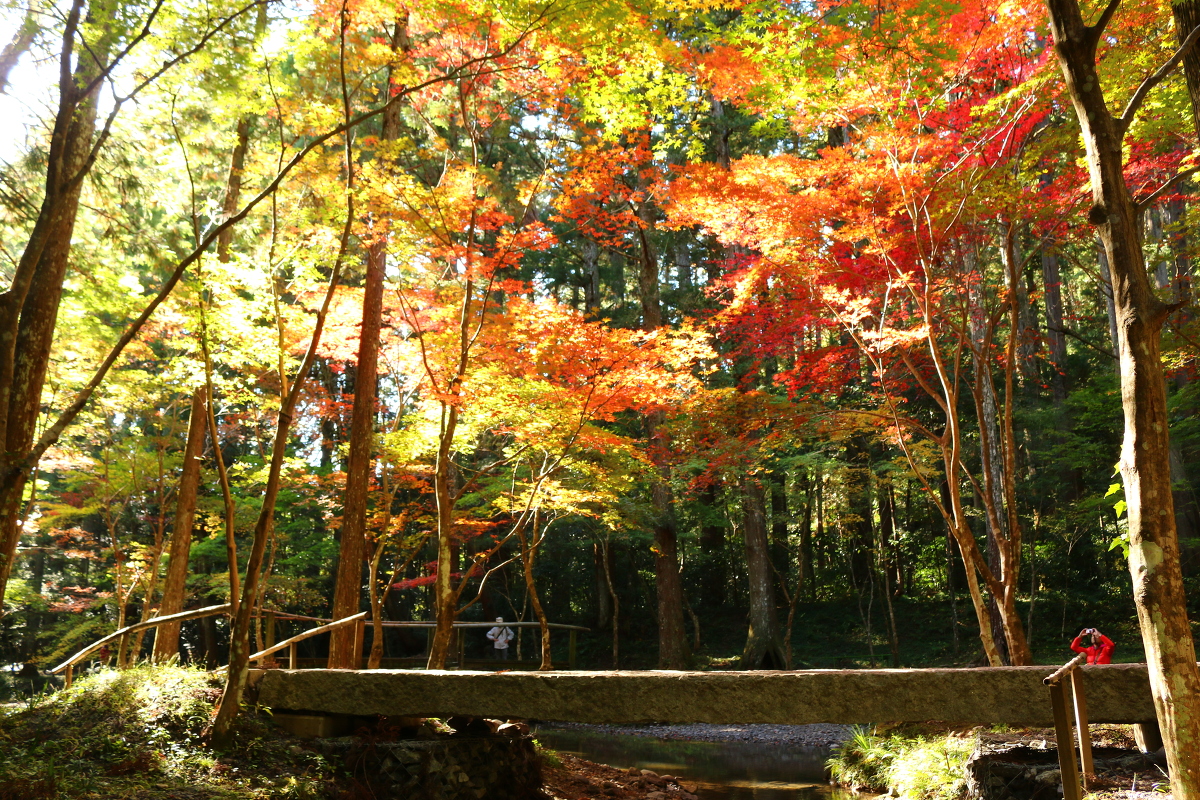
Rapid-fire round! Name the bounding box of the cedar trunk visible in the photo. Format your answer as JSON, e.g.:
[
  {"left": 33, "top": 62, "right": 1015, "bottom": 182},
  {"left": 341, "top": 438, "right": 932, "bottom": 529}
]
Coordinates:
[
  {"left": 327, "top": 236, "right": 385, "bottom": 668},
  {"left": 1045, "top": 0, "right": 1200, "bottom": 789},
  {"left": 328, "top": 18, "right": 404, "bottom": 668},
  {"left": 740, "top": 476, "right": 785, "bottom": 669}
]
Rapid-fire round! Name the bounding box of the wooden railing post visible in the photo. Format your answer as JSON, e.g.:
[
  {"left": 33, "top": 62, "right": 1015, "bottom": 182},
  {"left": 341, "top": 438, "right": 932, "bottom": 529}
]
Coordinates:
[
  {"left": 352, "top": 619, "right": 365, "bottom": 670},
  {"left": 65, "top": 664, "right": 73, "bottom": 689},
  {"left": 1070, "top": 669, "right": 1095, "bottom": 787},
  {"left": 266, "top": 611, "right": 276, "bottom": 653},
  {"left": 118, "top": 631, "right": 130, "bottom": 668},
  {"left": 1049, "top": 679, "right": 1082, "bottom": 800},
  {"left": 289, "top": 642, "right": 298, "bottom": 670}
]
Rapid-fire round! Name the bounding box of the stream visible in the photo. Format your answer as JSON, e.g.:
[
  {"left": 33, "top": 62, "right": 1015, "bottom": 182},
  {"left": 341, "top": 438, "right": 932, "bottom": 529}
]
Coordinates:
[{"left": 533, "top": 725, "right": 855, "bottom": 800}]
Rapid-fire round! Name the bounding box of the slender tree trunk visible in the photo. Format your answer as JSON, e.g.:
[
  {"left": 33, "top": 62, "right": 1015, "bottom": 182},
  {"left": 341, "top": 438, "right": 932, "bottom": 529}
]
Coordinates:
[
  {"left": 594, "top": 541, "right": 612, "bottom": 631},
  {"left": 1045, "top": 1, "right": 1200, "bottom": 788},
  {"left": 518, "top": 514, "right": 552, "bottom": 670},
  {"left": 878, "top": 483, "right": 901, "bottom": 667},
  {"left": 211, "top": 0, "right": 356, "bottom": 728},
  {"left": 154, "top": 389, "right": 208, "bottom": 661},
  {"left": 601, "top": 535, "right": 620, "bottom": 668}
]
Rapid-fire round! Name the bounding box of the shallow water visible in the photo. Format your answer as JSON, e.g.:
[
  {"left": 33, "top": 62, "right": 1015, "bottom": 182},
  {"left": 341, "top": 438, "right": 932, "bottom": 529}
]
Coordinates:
[{"left": 533, "top": 725, "right": 855, "bottom": 800}]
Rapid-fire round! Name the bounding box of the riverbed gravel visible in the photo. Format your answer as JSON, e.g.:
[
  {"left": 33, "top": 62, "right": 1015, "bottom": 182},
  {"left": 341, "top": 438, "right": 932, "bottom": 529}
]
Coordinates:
[{"left": 540, "top": 721, "right": 853, "bottom": 748}]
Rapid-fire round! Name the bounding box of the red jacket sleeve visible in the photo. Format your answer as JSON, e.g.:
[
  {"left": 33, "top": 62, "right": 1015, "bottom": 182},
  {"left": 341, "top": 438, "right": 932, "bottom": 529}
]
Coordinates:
[
  {"left": 1097, "top": 634, "right": 1115, "bottom": 662},
  {"left": 1070, "top": 635, "right": 1086, "bottom": 654}
]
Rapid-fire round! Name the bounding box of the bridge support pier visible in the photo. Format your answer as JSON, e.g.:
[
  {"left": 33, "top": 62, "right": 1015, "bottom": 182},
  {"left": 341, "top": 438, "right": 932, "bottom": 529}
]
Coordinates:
[{"left": 1135, "top": 720, "right": 1164, "bottom": 753}]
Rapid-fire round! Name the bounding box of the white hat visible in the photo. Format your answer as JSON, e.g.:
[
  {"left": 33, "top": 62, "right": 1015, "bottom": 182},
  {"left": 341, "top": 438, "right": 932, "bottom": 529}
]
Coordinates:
[{"left": 495, "top": 617, "right": 504, "bottom": 622}]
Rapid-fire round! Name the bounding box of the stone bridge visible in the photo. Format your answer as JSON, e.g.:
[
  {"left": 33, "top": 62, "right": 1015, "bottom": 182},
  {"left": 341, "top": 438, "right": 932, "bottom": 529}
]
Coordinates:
[{"left": 251, "top": 664, "right": 1157, "bottom": 727}]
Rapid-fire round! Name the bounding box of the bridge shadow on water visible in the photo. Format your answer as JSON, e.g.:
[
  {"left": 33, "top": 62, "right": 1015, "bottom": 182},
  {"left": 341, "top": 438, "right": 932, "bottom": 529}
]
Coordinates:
[{"left": 533, "top": 725, "right": 856, "bottom": 800}]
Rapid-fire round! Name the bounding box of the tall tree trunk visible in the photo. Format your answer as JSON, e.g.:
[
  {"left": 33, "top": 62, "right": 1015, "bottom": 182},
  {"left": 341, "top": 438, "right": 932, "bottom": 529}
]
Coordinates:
[
  {"left": 741, "top": 476, "right": 785, "bottom": 669},
  {"left": 594, "top": 541, "right": 612, "bottom": 631},
  {"left": 1174, "top": 0, "right": 1200, "bottom": 140},
  {"left": 1041, "top": 245, "right": 1069, "bottom": 404},
  {"left": 0, "top": 0, "right": 113, "bottom": 604},
  {"left": 153, "top": 388, "right": 208, "bottom": 662},
  {"left": 699, "top": 481, "right": 727, "bottom": 604},
  {"left": 1045, "top": 1, "right": 1200, "bottom": 789},
  {"left": 878, "top": 484, "right": 901, "bottom": 667},
  {"left": 328, "top": 16, "right": 406, "bottom": 669},
  {"left": 583, "top": 238, "right": 601, "bottom": 316},
  {"left": 636, "top": 186, "right": 688, "bottom": 668}
]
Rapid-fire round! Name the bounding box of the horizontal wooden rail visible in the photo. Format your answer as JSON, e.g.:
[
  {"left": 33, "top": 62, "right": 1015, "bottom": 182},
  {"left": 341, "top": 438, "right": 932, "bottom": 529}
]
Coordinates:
[
  {"left": 52, "top": 603, "right": 232, "bottom": 687},
  {"left": 258, "top": 612, "right": 587, "bottom": 633},
  {"left": 1044, "top": 653, "right": 1087, "bottom": 685},
  {"left": 376, "top": 621, "right": 590, "bottom": 631},
  {"left": 249, "top": 611, "right": 367, "bottom": 665}
]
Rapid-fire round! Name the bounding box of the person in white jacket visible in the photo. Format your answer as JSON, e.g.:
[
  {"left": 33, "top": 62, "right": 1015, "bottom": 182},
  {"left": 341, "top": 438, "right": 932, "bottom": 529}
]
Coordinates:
[{"left": 486, "top": 617, "right": 515, "bottom": 660}]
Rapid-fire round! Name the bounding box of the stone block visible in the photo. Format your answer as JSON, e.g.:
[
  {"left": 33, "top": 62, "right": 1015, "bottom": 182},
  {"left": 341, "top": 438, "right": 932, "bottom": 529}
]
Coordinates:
[{"left": 258, "top": 665, "right": 1158, "bottom": 726}]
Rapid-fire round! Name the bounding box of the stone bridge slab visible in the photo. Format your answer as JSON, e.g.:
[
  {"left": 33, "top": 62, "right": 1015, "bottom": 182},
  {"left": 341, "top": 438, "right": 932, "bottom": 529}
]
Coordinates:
[{"left": 252, "top": 665, "right": 1156, "bottom": 726}]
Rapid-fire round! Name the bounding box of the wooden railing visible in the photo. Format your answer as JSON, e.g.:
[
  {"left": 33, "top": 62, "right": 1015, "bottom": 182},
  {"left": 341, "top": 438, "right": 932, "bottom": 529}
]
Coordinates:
[
  {"left": 47, "top": 607, "right": 590, "bottom": 682},
  {"left": 50, "top": 603, "right": 232, "bottom": 688},
  {"left": 1043, "top": 653, "right": 1093, "bottom": 800},
  {"left": 250, "top": 611, "right": 367, "bottom": 668},
  {"left": 256, "top": 614, "right": 589, "bottom": 669}
]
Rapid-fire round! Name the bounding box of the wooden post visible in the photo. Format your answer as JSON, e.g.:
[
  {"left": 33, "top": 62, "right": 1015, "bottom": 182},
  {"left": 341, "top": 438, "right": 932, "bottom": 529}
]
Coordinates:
[
  {"left": 266, "top": 611, "right": 276, "bottom": 653},
  {"left": 569, "top": 630, "right": 577, "bottom": 670},
  {"left": 1070, "top": 669, "right": 1095, "bottom": 786},
  {"left": 118, "top": 631, "right": 130, "bottom": 669},
  {"left": 65, "top": 664, "right": 73, "bottom": 689},
  {"left": 352, "top": 619, "right": 365, "bottom": 670},
  {"left": 1049, "top": 680, "right": 1082, "bottom": 800},
  {"left": 289, "top": 642, "right": 298, "bottom": 670}
]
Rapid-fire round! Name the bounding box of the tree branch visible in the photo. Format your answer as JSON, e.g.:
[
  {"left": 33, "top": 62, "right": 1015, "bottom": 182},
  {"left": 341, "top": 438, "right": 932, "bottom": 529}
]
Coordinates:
[
  {"left": 1136, "top": 164, "right": 1200, "bottom": 212},
  {"left": 1086, "top": 0, "right": 1123, "bottom": 44},
  {"left": 1117, "top": 23, "right": 1200, "bottom": 134}
]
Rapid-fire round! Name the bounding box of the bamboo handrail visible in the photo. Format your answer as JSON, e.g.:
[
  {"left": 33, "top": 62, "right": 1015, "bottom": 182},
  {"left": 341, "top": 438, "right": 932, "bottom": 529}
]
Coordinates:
[
  {"left": 1043, "top": 653, "right": 1087, "bottom": 685},
  {"left": 51, "top": 603, "right": 233, "bottom": 686},
  {"left": 249, "top": 611, "right": 368, "bottom": 664}
]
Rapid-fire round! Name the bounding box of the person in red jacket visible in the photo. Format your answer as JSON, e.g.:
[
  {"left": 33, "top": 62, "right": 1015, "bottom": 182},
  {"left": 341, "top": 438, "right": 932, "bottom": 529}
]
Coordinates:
[{"left": 1070, "top": 627, "right": 1115, "bottom": 664}]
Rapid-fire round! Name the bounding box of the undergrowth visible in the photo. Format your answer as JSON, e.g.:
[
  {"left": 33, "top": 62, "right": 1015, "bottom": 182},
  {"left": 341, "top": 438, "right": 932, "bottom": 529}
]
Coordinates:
[
  {"left": 0, "top": 665, "right": 335, "bottom": 799},
  {"left": 828, "top": 725, "right": 975, "bottom": 800}
]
